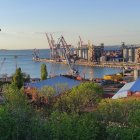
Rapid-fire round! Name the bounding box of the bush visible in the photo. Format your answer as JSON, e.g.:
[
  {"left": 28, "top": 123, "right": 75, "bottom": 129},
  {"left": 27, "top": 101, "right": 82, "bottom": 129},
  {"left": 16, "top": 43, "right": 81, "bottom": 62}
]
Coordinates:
[
  {"left": 45, "top": 112, "right": 101, "bottom": 140},
  {"left": 96, "top": 97, "right": 140, "bottom": 139},
  {"left": 54, "top": 82, "right": 103, "bottom": 113}
]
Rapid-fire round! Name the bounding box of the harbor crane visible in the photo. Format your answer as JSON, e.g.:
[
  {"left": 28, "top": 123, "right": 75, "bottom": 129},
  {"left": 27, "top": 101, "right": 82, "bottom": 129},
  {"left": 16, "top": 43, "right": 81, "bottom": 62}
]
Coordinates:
[
  {"left": 45, "top": 33, "right": 60, "bottom": 60},
  {"left": 45, "top": 33, "right": 54, "bottom": 59},
  {"left": 57, "top": 36, "right": 78, "bottom": 75}
]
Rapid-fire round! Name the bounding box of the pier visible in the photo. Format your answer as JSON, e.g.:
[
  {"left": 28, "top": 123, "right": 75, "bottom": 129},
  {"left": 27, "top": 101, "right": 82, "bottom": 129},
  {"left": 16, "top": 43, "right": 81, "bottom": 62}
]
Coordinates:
[{"left": 33, "top": 58, "right": 138, "bottom": 69}]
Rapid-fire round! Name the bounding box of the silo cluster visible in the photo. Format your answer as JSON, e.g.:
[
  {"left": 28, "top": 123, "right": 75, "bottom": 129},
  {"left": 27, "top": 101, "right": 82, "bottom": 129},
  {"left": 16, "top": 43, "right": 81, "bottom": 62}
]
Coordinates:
[{"left": 123, "top": 47, "right": 137, "bottom": 62}]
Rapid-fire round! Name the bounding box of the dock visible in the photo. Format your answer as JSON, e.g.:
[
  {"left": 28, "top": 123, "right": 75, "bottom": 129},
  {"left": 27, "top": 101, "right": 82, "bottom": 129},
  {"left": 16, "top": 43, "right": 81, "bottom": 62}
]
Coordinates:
[{"left": 33, "top": 58, "right": 138, "bottom": 69}]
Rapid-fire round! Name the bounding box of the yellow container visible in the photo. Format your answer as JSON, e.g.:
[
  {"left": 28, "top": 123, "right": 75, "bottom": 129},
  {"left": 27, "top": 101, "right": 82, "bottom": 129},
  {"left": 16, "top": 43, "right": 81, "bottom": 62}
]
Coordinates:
[{"left": 103, "top": 74, "right": 122, "bottom": 81}]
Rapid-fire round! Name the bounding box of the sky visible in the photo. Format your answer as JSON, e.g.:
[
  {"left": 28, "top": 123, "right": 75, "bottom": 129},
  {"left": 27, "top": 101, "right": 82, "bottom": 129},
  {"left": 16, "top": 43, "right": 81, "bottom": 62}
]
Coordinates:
[{"left": 0, "top": 0, "right": 140, "bottom": 50}]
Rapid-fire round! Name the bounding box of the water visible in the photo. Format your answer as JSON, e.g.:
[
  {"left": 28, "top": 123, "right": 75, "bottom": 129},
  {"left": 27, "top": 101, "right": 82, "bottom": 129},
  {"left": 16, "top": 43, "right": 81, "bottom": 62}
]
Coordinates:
[{"left": 0, "top": 49, "right": 122, "bottom": 79}]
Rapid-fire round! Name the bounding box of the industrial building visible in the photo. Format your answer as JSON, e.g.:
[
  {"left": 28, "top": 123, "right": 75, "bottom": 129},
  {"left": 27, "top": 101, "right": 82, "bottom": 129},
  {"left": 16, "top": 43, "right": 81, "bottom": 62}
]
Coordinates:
[
  {"left": 76, "top": 43, "right": 104, "bottom": 62},
  {"left": 123, "top": 46, "right": 137, "bottom": 62},
  {"left": 77, "top": 42, "right": 140, "bottom": 64}
]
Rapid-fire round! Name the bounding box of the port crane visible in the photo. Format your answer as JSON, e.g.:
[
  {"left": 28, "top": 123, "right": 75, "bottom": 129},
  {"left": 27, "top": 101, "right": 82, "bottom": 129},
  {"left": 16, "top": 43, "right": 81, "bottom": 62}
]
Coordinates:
[
  {"left": 45, "top": 33, "right": 60, "bottom": 60},
  {"left": 45, "top": 33, "right": 54, "bottom": 59},
  {"left": 57, "top": 36, "right": 78, "bottom": 75}
]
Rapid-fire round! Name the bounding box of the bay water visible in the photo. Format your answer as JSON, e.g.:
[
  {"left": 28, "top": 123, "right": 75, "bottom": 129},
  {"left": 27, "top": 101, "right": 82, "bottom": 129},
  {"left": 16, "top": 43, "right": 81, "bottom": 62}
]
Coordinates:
[{"left": 0, "top": 49, "right": 122, "bottom": 79}]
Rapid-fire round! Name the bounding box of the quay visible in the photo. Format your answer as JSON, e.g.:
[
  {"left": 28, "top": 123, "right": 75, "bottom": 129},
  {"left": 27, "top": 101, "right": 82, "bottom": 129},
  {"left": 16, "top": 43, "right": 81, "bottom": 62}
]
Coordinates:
[{"left": 33, "top": 58, "right": 138, "bottom": 69}]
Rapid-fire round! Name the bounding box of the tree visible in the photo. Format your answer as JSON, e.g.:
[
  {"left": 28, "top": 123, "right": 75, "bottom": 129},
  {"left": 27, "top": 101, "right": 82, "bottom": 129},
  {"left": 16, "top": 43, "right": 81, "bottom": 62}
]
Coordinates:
[
  {"left": 96, "top": 97, "right": 140, "bottom": 139},
  {"left": 12, "top": 67, "right": 23, "bottom": 89},
  {"left": 54, "top": 82, "right": 103, "bottom": 113},
  {"left": 22, "top": 72, "right": 30, "bottom": 83},
  {"left": 2, "top": 84, "right": 48, "bottom": 140},
  {"left": 41, "top": 64, "right": 48, "bottom": 80}
]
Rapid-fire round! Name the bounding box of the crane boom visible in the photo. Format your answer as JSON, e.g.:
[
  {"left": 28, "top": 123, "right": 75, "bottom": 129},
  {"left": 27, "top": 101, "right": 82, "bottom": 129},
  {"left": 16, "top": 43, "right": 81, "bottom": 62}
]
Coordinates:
[
  {"left": 45, "top": 33, "right": 53, "bottom": 49},
  {"left": 45, "top": 33, "right": 54, "bottom": 59},
  {"left": 50, "top": 34, "right": 55, "bottom": 48},
  {"left": 58, "top": 36, "right": 78, "bottom": 75}
]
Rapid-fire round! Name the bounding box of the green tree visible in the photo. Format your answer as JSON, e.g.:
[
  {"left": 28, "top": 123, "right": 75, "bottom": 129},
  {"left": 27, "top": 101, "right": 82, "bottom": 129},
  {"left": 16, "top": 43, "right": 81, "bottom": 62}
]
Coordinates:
[
  {"left": 1, "top": 84, "right": 48, "bottom": 140},
  {"left": 36, "top": 86, "right": 56, "bottom": 115},
  {"left": 41, "top": 64, "right": 48, "bottom": 80},
  {"left": 22, "top": 72, "right": 30, "bottom": 83},
  {"left": 12, "top": 67, "right": 23, "bottom": 89},
  {"left": 45, "top": 111, "right": 101, "bottom": 140},
  {"left": 96, "top": 97, "right": 140, "bottom": 139},
  {"left": 54, "top": 82, "right": 103, "bottom": 113}
]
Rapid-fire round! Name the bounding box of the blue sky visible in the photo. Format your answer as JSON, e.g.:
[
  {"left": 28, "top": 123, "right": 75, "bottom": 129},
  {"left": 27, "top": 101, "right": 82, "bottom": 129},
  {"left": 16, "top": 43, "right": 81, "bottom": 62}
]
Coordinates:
[{"left": 0, "top": 0, "right": 140, "bottom": 49}]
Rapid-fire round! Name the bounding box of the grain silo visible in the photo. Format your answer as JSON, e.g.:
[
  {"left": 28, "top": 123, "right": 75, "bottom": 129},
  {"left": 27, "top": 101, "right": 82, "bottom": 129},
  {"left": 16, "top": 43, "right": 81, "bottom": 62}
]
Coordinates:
[
  {"left": 123, "top": 48, "right": 128, "bottom": 62},
  {"left": 128, "top": 48, "right": 133, "bottom": 62}
]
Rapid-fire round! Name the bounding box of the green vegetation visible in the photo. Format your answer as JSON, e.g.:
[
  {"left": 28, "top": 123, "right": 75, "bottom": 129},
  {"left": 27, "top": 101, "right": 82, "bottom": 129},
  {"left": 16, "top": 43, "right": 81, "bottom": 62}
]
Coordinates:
[
  {"left": 54, "top": 82, "right": 103, "bottom": 113},
  {"left": 96, "top": 98, "right": 140, "bottom": 139},
  {"left": 1, "top": 84, "right": 46, "bottom": 140},
  {"left": 22, "top": 72, "right": 30, "bottom": 83},
  {"left": 12, "top": 67, "right": 23, "bottom": 89},
  {"left": 41, "top": 63, "right": 48, "bottom": 80},
  {"left": 1, "top": 80, "right": 140, "bottom": 140}
]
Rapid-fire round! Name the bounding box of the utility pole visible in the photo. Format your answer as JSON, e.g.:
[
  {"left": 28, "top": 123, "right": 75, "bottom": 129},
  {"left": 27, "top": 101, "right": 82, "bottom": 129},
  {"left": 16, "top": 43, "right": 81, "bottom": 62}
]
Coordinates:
[{"left": 122, "top": 42, "right": 126, "bottom": 78}]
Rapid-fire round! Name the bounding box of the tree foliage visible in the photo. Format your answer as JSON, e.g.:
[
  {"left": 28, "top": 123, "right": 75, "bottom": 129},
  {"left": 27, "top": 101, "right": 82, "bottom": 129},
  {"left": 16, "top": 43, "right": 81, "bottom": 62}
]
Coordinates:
[
  {"left": 12, "top": 67, "right": 23, "bottom": 89},
  {"left": 54, "top": 82, "right": 103, "bottom": 113},
  {"left": 41, "top": 64, "right": 48, "bottom": 80},
  {"left": 3, "top": 80, "right": 140, "bottom": 139},
  {"left": 45, "top": 111, "right": 101, "bottom": 140},
  {"left": 22, "top": 72, "right": 30, "bottom": 83},
  {"left": 1, "top": 84, "right": 48, "bottom": 140},
  {"left": 96, "top": 97, "right": 140, "bottom": 139}
]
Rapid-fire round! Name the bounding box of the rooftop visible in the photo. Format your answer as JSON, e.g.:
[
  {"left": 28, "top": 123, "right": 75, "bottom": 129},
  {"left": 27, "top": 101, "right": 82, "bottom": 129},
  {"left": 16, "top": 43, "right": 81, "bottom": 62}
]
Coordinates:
[{"left": 25, "top": 75, "right": 82, "bottom": 94}]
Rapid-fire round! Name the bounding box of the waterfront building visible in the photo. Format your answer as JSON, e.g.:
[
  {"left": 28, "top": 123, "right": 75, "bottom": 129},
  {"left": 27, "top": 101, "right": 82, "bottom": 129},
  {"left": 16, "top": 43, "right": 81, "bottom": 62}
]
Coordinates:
[
  {"left": 123, "top": 45, "right": 140, "bottom": 63},
  {"left": 77, "top": 43, "right": 104, "bottom": 62}
]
